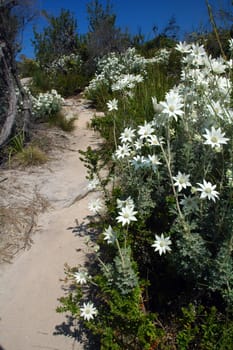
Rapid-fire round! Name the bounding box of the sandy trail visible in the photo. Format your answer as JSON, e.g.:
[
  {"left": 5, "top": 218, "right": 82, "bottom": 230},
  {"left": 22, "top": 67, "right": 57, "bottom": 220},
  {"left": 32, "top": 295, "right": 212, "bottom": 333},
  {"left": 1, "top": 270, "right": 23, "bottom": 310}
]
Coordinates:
[{"left": 0, "top": 99, "right": 101, "bottom": 350}]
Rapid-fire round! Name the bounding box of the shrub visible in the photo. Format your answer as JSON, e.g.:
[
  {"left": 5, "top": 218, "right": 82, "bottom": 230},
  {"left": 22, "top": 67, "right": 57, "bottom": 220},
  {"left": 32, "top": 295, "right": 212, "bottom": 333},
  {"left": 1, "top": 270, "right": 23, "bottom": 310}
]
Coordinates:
[{"left": 58, "top": 40, "right": 233, "bottom": 348}]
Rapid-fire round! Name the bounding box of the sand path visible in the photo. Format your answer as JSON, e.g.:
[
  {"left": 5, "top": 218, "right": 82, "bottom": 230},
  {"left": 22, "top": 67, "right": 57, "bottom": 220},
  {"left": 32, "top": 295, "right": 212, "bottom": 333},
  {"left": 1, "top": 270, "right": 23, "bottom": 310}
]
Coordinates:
[{"left": 0, "top": 98, "right": 102, "bottom": 350}]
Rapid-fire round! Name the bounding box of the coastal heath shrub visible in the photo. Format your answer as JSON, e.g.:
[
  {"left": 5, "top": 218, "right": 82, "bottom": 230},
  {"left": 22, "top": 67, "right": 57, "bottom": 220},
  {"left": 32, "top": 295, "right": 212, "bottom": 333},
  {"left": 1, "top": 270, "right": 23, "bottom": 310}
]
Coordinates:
[
  {"left": 111, "top": 40, "right": 233, "bottom": 309},
  {"left": 58, "top": 40, "right": 233, "bottom": 348},
  {"left": 31, "top": 53, "right": 87, "bottom": 97},
  {"left": 30, "top": 89, "right": 64, "bottom": 120}
]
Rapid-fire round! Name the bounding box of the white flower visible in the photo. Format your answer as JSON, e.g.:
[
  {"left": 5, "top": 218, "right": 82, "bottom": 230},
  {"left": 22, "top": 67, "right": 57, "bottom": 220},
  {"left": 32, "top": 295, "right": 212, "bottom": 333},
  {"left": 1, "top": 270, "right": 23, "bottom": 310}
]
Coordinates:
[
  {"left": 209, "top": 57, "right": 227, "bottom": 74},
  {"left": 197, "top": 180, "right": 219, "bottom": 202},
  {"left": 207, "top": 101, "right": 226, "bottom": 120},
  {"left": 130, "top": 155, "right": 148, "bottom": 169},
  {"left": 152, "top": 234, "right": 172, "bottom": 255},
  {"left": 117, "top": 197, "right": 135, "bottom": 209},
  {"left": 107, "top": 98, "right": 118, "bottom": 111},
  {"left": 80, "top": 302, "right": 98, "bottom": 321},
  {"left": 87, "top": 175, "right": 100, "bottom": 191},
  {"left": 74, "top": 270, "right": 90, "bottom": 285},
  {"left": 138, "top": 121, "right": 155, "bottom": 140},
  {"left": 134, "top": 138, "right": 143, "bottom": 150},
  {"left": 148, "top": 134, "right": 163, "bottom": 146},
  {"left": 148, "top": 154, "right": 162, "bottom": 168},
  {"left": 180, "top": 195, "right": 199, "bottom": 212},
  {"left": 160, "top": 90, "right": 184, "bottom": 121},
  {"left": 229, "top": 38, "right": 233, "bottom": 52},
  {"left": 173, "top": 171, "right": 192, "bottom": 192},
  {"left": 119, "top": 127, "right": 136, "bottom": 143},
  {"left": 115, "top": 143, "right": 131, "bottom": 159},
  {"left": 203, "top": 126, "right": 229, "bottom": 149},
  {"left": 103, "top": 225, "right": 116, "bottom": 244},
  {"left": 151, "top": 96, "right": 163, "bottom": 113},
  {"left": 88, "top": 198, "right": 103, "bottom": 214},
  {"left": 116, "top": 204, "right": 137, "bottom": 226},
  {"left": 175, "top": 41, "right": 191, "bottom": 54}
]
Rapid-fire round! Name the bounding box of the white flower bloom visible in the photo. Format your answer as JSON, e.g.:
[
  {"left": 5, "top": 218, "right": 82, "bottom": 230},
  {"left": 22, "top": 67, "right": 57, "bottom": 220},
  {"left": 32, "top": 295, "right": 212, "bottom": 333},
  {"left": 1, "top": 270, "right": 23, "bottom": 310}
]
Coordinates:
[
  {"left": 152, "top": 233, "right": 172, "bottom": 255},
  {"left": 103, "top": 225, "right": 116, "bottom": 244},
  {"left": 180, "top": 195, "right": 199, "bottom": 212},
  {"left": 148, "top": 154, "right": 162, "bottom": 167},
  {"left": 216, "top": 76, "right": 231, "bottom": 96},
  {"left": 229, "top": 38, "right": 233, "bottom": 52},
  {"left": 148, "top": 134, "right": 164, "bottom": 146},
  {"left": 88, "top": 198, "right": 103, "bottom": 214},
  {"left": 80, "top": 302, "right": 98, "bottom": 321},
  {"left": 203, "top": 126, "right": 229, "bottom": 149},
  {"left": 134, "top": 138, "right": 143, "bottom": 150},
  {"left": 173, "top": 171, "right": 192, "bottom": 192},
  {"left": 119, "top": 127, "right": 136, "bottom": 143},
  {"left": 151, "top": 96, "right": 163, "bottom": 113},
  {"left": 115, "top": 143, "right": 131, "bottom": 159},
  {"left": 209, "top": 57, "right": 227, "bottom": 74},
  {"left": 74, "top": 270, "right": 90, "bottom": 285},
  {"left": 87, "top": 175, "right": 100, "bottom": 191},
  {"left": 138, "top": 121, "right": 155, "bottom": 140},
  {"left": 190, "top": 43, "right": 207, "bottom": 60},
  {"left": 197, "top": 180, "right": 219, "bottom": 202},
  {"left": 107, "top": 98, "right": 118, "bottom": 111},
  {"left": 112, "top": 74, "right": 143, "bottom": 91},
  {"left": 207, "top": 101, "right": 226, "bottom": 120},
  {"left": 116, "top": 204, "right": 137, "bottom": 226},
  {"left": 130, "top": 155, "right": 148, "bottom": 169},
  {"left": 175, "top": 41, "right": 191, "bottom": 54},
  {"left": 160, "top": 90, "right": 184, "bottom": 121},
  {"left": 117, "top": 197, "right": 135, "bottom": 209}
]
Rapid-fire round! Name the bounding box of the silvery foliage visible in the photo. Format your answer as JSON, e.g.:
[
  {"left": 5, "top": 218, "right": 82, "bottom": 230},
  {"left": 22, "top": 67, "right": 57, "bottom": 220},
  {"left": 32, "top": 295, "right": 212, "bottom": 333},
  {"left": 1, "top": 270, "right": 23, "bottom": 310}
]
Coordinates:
[{"left": 101, "top": 247, "right": 138, "bottom": 295}]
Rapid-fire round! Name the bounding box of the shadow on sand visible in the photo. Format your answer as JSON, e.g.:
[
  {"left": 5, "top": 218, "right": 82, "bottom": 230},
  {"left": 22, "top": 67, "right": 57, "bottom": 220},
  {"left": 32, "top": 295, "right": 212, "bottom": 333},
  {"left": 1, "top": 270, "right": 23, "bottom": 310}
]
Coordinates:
[{"left": 54, "top": 218, "right": 100, "bottom": 349}]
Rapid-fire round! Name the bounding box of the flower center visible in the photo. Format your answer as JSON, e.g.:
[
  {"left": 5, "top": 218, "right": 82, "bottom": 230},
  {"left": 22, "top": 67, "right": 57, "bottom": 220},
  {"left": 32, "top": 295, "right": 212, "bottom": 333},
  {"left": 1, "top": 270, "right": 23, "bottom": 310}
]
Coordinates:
[{"left": 211, "top": 136, "right": 218, "bottom": 143}]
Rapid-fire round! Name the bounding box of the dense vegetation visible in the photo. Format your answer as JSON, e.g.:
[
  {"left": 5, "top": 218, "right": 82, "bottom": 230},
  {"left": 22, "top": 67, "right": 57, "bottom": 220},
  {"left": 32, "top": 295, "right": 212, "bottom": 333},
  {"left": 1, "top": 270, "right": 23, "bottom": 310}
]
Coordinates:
[{"left": 1, "top": 0, "right": 233, "bottom": 348}]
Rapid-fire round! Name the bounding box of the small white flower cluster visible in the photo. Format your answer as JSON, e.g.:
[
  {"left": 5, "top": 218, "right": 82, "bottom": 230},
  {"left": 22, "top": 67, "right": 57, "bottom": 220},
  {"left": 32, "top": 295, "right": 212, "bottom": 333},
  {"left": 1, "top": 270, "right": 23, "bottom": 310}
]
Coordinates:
[
  {"left": 176, "top": 41, "right": 232, "bottom": 124},
  {"left": 87, "top": 174, "right": 101, "bottom": 191},
  {"left": 31, "top": 89, "right": 64, "bottom": 119},
  {"left": 146, "top": 48, "right": 171, "bottom": 64},
  {"left": 114, "top": 121, "right": 163, "bottom": 173},
  {"left": 85, "top": 47, "right": 161, "bottom": 96},
  {"left": 72, "top": 268, "right": 98, "bottom": 321},
  {"left": 116, "top": 197, "right": 137, "bottom": 226},
  {"left": 172, "top": 171, "right": 219, "bottom": 202},
  {"left": 111, "top": 73, "right": 144, "bottom": 92},
  {"left": 45, "top": 53, "right": 83, "bottom": 74}
]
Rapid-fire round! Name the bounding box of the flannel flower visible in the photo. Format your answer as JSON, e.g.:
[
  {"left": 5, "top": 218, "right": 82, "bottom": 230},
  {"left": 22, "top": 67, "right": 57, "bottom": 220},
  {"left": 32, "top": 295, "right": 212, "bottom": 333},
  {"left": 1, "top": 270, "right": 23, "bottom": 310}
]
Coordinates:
[
  {"left": 173, "top": 171, "right": 192, "bottom": 192},
  {"left": 197, "top": 180, "right": 219, "bottom": 202},
  {"left": 80, "top": 302, "right": 98, "bottom": 321},
  {"left": 152, "top": 234, "right": 172, "bottom": 255},
  {"left": 203, "top": 126, "right": 229, "bottom": 149},
  {"left": 116, "top": 203, "right": 137, "bottom": 226}
]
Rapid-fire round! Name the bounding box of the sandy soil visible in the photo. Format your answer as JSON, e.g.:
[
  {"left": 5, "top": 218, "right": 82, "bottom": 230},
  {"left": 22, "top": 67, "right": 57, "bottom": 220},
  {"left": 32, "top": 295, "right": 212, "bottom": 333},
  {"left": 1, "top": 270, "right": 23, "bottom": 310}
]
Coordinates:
[{"left": 0, "top": 97, "right": 103, "bottom": 350}]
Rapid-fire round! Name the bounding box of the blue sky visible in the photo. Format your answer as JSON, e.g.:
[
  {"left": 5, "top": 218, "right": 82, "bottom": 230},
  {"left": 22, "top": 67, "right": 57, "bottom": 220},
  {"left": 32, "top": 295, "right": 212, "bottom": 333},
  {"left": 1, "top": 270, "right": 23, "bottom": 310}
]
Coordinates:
[{"left": 20, "top": 0, "right": 232, "bottom": 58}]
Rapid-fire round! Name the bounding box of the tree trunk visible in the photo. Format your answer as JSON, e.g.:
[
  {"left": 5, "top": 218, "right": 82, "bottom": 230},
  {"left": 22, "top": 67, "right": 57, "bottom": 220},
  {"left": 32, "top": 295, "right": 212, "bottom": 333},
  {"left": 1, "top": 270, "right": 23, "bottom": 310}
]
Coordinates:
[
  {"left": 0, "top": 0, "right": 33, "bottom": 148},
  {"left": 0, "top": 43, "right": 32, "bottom": 148}
]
